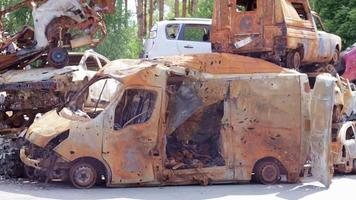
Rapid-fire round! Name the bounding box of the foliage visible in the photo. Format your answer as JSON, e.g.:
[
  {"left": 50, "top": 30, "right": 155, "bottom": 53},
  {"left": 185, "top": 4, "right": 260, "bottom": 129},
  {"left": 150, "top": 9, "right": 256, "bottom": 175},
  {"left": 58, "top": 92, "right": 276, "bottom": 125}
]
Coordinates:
[
  {"left": 165, "top": 0, "right": 214, "bottom": 18},
  {"left": 310, "top": 0, "right": 356, "bottom": 48},
  {"left": 0, "top": 0, "right": 32, "bottom": 33},
  {"left": 94, "top": 1, "right": 142, "bottom": 60}
]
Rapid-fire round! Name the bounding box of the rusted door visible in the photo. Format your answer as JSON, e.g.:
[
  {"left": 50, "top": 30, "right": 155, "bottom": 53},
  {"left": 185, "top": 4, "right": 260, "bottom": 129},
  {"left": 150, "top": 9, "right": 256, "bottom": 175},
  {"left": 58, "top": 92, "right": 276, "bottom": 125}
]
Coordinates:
[
  {"left": 102, "top": 87, "right": 162, "bottom": 185},
  {"left": 230, "top": 0, "right": 264, "bottom": 51},
  {"left": 310, "top": 74, "right": 335, "bottom": 187}
]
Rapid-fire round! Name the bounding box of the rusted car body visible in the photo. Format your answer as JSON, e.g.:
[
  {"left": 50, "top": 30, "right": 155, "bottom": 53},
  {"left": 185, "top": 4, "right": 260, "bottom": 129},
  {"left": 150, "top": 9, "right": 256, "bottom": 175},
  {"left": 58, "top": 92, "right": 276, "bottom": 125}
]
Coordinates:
[
  {"left": 19, "top": 53, "right": 335, "bottom": 188},
  {"left": 332, "top": 121, "right": 356, "bottom": 174},
  {"left": 330, "top": 74, "right": 356, "bottom": 174},
  {"left": 211, "top": 0, "right": 341, "bottom": 71},
  {"left": 0, "top": 50, "right": 109, "bottom": 177}
]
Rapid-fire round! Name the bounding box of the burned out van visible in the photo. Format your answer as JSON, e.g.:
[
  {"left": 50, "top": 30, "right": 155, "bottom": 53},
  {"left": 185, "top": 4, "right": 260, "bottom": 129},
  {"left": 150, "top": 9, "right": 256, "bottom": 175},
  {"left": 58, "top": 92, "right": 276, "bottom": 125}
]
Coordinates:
[
  {"left": 20, "top": 53, "right": 334, "bottom": 188},
  {"left": 211, "top": 0, "right": 342, "bottom": 71}
]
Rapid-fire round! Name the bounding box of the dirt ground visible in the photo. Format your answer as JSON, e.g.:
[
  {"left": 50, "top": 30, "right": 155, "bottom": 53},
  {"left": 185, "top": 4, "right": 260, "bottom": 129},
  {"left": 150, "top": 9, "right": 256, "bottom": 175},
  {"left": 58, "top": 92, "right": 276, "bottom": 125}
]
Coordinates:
[{"left": 0, "top": 175, "right": 354, "bottom": 200}]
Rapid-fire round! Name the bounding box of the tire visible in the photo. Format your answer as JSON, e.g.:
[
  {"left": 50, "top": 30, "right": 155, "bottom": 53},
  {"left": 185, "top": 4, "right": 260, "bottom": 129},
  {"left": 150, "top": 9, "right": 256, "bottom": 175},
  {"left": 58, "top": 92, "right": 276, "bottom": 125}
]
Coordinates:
[
  {"left": 48, "top": 47, "right": 69, "bottom": 68},
  {"left": 286, "top": 51, "right": 302, "bottom": 71},
  {"left": 69, "top": 161, "right": 97, "bottom": 189},
  {"left": 255, "top": 161, "right": 281, "bottom": 185},
  {"left": 352, "top": 160, "right": 356, "bottom": 174}
]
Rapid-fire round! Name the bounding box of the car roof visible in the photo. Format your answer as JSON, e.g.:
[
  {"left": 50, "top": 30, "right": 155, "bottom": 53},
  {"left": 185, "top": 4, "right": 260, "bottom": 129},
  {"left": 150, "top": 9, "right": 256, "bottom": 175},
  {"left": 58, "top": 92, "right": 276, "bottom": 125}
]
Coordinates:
[
  {"left": 157, "top": 18, "right": 212, "bottom": 26},
  {"left": 101, "top": 53, "right": 298, "bottom": 79}
]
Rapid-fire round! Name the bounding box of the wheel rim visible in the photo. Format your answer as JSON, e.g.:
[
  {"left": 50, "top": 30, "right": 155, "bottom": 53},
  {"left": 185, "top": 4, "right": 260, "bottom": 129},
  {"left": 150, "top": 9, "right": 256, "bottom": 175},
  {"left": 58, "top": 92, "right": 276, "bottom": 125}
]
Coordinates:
[
  {"left": 48, "top": 47, "right": 69, "bottom": 68},
  {"left": 257, "top": 162, "right": 280, "bottom": 184},
  {"left": 72, "top": 164, "right": 96, "bottom": 188}
]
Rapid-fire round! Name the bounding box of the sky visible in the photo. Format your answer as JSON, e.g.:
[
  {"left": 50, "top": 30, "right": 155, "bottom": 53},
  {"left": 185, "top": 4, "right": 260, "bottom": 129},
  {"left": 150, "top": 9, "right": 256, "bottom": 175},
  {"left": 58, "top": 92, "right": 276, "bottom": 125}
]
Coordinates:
[{"left": 128, "top": 1, "right": 136, "bottom": 12}]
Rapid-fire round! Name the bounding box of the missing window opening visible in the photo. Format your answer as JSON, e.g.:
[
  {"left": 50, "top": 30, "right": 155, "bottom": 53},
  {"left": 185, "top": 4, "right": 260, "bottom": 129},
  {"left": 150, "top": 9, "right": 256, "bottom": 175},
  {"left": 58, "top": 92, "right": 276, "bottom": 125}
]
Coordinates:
[
  {"left": 236, "top": 0, "right": 257, "bottom": 12},
  {"left": 114, "top": 89, "right": 156, "bottom": 130},
  {"left": 346, "top": 127, "right": 355, "bottom": 140},
  {"left": 292, "top": 2, "right": 308, "bottom": 20},
  {"left": 165, "top": 101, "right": 225, "bottom": 170}
]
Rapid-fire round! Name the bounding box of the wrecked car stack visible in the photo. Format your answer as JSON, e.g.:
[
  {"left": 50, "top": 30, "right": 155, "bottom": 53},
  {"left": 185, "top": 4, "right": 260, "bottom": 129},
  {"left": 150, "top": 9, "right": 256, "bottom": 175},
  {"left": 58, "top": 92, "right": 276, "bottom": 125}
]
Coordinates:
[{"left": 0, "top": 0, "right": 354, "bottom": 191}]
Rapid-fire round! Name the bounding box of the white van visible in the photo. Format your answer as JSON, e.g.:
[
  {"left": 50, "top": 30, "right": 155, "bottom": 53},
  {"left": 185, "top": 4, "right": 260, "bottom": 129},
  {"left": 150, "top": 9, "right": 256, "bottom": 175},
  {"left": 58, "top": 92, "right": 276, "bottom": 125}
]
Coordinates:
[{"left": 143, "top": 18, "right": 212, "bottom": 59}]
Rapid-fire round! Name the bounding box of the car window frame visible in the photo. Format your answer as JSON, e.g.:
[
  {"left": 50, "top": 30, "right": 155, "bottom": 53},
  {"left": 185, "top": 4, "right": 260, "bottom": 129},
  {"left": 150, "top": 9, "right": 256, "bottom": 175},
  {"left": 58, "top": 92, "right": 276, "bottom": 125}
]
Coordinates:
[
  {"left": 113, "top": 87, "right": 158, "bottom": 130},
  {"left": 178, "top": 23, "right": 211, "bottom": 43},
  {"left": 165, "top": 23, "right": 182, "bottom": 40},
  {"left": 312, "top": 14, "right": 326, "bottom": 31}
]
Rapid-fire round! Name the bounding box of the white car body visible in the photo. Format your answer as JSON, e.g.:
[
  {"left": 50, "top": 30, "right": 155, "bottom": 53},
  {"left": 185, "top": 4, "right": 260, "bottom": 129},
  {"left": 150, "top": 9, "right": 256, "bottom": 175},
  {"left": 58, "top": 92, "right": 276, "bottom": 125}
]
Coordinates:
[{"left": 143, "top": 18, "right": 212, "bottom": 59}]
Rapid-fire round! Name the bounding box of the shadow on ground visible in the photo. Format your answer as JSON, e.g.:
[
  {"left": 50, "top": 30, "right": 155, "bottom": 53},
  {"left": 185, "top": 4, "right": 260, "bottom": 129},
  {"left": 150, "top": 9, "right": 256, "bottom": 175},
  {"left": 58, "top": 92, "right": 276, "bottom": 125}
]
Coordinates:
[{"left": 0, "top": 175, "right": 355, "bottom": 200}]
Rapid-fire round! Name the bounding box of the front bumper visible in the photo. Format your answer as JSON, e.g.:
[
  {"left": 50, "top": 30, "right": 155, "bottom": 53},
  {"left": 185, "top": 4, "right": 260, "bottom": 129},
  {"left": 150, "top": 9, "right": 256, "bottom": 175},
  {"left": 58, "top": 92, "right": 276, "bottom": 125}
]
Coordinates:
[{"left": 19, "top": 147, "right": 41, "bottom": 170}]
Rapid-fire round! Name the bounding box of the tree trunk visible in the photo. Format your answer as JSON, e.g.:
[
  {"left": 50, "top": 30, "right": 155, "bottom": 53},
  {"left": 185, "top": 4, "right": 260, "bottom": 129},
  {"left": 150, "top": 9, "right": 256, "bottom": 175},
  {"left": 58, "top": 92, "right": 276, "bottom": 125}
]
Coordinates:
[
  {"left": 143, "top": 0, "right": 147, "bottom": 36},
  {"left": 188, "top": 0, "right": 191, "bottom": 15},
  {"left": 182, "top": 0, "right": 187, "bottom": 17},
  {"left": 124, "top": 0, "right": 128, "bottom": 14},
  {"left": 159, "top": 0, "right": 164, "bottom": 21},
  {"left": 149, "top": 0, "right": 154, "bottom": 30},
  {"left": 175, "top": 0, "right": 179, "bottom": 18},
  {"left": 191, "top": 0, "right": 198, "bottom": 15},
  {"left": 136, "top": 0, "right": 145, "bottom": 39}
]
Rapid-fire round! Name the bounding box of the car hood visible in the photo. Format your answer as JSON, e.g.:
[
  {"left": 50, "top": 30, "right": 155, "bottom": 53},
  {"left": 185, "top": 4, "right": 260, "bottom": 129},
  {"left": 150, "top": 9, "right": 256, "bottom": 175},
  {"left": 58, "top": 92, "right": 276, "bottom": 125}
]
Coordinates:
[{"left": 26, "top": 110, "right": 72, "bottom": 148}]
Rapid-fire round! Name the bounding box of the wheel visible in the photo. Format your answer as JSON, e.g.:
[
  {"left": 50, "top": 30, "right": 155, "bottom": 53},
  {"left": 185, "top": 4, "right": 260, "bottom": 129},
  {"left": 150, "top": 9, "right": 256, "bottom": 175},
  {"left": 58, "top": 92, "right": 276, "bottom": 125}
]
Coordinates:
[
  {"left": 255, "top": 161, "right": 281, "bottom": 184},
  {"left": 352, "top": 160, "right": 356, "bottom": 174},
  {"left": 70, "top": 161, "right": 97, "bottom": 189},
  {"left": 24, "top": 166, "right": 46, "bottom": 181},
  {"left": 48, "top": 47, "right": 69, "bottom": 68},
  {"left": 286, "top": 51, "right": 302, "bottom": 71},
  {"left": 331, "top": 48, "right": 340, "bottom": 65}
]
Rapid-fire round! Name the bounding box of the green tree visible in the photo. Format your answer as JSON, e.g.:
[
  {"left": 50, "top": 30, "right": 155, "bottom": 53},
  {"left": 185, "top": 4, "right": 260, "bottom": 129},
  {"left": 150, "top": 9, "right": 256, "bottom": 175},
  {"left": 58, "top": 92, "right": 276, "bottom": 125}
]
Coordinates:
[
  {"left": 0, "top": 0, "right": 32, "bottom": 34},
  {"left": 94, "top": 1, "right": 142, "bottom": 59},
  {"left": 310, "top": 0, "right": 356, "bottom": 48}
]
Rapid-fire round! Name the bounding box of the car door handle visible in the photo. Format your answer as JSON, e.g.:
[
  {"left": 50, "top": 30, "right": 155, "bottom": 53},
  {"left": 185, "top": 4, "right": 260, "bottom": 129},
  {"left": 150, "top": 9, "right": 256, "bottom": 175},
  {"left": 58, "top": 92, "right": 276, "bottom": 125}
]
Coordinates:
[{"left": 184, "top": 45, "right": 194, "bottom": 49}]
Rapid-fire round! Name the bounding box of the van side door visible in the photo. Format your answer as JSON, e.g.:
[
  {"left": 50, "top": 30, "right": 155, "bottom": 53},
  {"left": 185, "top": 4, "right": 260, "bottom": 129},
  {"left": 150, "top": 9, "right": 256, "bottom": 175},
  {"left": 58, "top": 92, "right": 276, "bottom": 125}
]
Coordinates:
[
  {"left": 176, "top": 23, "right": 212, "bottom": 55},
  {"left": 146, "top": 23, "right": 182, "bottom": 58},
  {"left": 102, "top": 87, "right": 162, "bottom": 185}
]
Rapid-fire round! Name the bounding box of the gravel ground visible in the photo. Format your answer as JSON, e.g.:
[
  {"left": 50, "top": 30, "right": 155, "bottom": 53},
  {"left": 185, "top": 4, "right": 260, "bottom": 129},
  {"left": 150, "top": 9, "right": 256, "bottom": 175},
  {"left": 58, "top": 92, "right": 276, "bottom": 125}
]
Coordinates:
[{"left": 0, "top": 175, "right": 355, "bottom": 200}]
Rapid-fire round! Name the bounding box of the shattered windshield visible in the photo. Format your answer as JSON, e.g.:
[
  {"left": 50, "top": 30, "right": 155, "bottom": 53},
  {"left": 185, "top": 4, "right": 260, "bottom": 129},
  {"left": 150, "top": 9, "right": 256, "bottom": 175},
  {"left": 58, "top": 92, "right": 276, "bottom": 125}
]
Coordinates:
[{"left": 61, "top": 76, "right": 121, "bottom": 120}]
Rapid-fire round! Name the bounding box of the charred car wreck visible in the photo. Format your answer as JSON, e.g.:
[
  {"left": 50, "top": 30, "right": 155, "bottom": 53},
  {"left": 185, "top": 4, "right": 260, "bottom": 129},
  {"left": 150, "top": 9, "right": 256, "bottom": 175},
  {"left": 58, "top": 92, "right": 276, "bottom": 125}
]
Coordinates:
[
  {"left": 211, "top": 0, "right": 341, "bottom": 73},
  {"left": 19, "top": 53, "right": 337, "bottom": 188},
  {"left": 0, "top": 50, "right": 109, "bottom": 177}
]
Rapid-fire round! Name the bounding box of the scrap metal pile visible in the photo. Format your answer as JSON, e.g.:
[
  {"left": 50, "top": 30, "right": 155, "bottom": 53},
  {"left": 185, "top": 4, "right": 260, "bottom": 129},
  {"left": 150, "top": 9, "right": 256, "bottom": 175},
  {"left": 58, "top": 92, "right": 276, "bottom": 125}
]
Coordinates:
[
  {"left": 0, "top": 0, "right": 115, "bottom": 177},
  {"left": 0, "top": 0, "right": 114, "bottom": 70}
]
